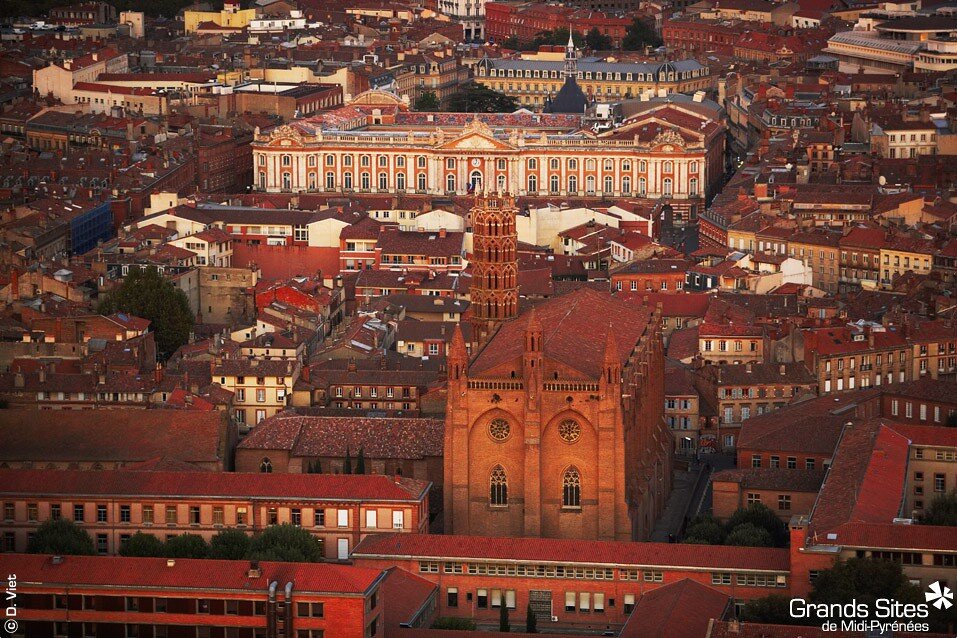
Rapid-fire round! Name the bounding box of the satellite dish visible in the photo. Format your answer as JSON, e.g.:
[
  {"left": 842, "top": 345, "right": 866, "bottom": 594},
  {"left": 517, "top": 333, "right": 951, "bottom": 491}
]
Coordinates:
[{"left": 879, "top": 175, "right": 887, "bottom": 186}]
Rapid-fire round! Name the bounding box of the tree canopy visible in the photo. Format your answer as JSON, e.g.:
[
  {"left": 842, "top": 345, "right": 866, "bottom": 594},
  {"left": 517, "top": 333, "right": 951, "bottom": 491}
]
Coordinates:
[
  {"left": 447, "top": 82, "right": 519, "bottom": 113},
  {"left": 163, "top": 533, "right": 210, "bottom": 559},
  {"left": 919, "top": 492, "right": 957, "bottom": 526},
  {"left": 98, "top": 266, "right": 194, "bottom": 359},
  {"left": 414, "top": 91, "right": 440, "bottom": 112},
  {"left": 120, "top": 532, "right": 166, "bottom": 557},
  {"left": 248, "top": 524, "right": 324, "bottom": 563},
  {"left": 27, "top": 519, "right": 95, "bottom": 555},
  {"left": 585, "top": 27, "right": 613, "bottom": 51},
  {"left": 682, "top": 504, "right": 788, "bottom": 548},
  {"left": 208, "top": 529, "right": 252, "bottom": 560},
  {"left": 622, "top": 18, "right": 662, "bottom": 51},
  {"left": 811, "top": 557, "right": 921, "bottom": 608}
]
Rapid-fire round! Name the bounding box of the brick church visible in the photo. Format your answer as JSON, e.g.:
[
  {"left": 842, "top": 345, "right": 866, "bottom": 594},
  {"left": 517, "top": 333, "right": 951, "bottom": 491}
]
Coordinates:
[{"left": 444, "top": 195, "right": 672, "bottom": 541}]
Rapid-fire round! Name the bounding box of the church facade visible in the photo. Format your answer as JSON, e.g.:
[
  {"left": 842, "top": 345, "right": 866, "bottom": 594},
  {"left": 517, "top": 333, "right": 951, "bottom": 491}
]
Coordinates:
[{"left": 444, "top": 286, "right": 673, "bottom": 541}]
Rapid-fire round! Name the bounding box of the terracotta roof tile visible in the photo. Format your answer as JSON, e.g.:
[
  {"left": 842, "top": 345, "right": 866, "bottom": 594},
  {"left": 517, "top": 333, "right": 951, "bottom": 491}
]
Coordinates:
[
  {"left": 5, "top": 554, "right": 382, "bottom": 595},
  {"left": 620, "top": 579, "right": 731, "bottom": 638},
  {"left": 470, "top": 288, "right": 653, "bottom": 379},
  {"left": 0, "top": 468, "right": 429, "bottom": 502},
  {"left": 352, "top": 533, "right": 791, "bottom": 572}
]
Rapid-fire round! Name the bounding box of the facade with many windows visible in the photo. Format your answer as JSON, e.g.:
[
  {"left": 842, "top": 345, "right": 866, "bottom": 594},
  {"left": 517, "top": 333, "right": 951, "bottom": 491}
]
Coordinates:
[
  {"left": 251, "top": 92, "right": 725, "bottom": 202},
  {"left": 5, "top": 553, "right": 386, "bottom": 638},
  {"left": 352, "top": 532, "right": 789, "bottom": 630},
  {"left": 0, "top": 469, "right": 429, "bottom": 561}
]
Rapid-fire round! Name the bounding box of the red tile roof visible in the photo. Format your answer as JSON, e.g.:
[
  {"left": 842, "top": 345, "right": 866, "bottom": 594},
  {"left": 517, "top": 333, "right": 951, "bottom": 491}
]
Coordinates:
[
  {"left": 352, "top": 533, "right": 791, "bottom": 572},
  {"left": 470, "top": 288, "right": 654, "bottom": 379},
  {"left": 238, "top": 414, "right": 443, "bottom": 460},
  {"left": 0, "top": 468, "right": 429, "bottom": 502},
  {"left": 620, "top": 579, "right": 730, "bottom": 638},
  {"left": 6, "top": 554, "right": 383, "bottom": 595},
  {"left": 809, "top": 421, "right": 909, "bottom": 536},
  {"left": 825, "top": 521, "right": 957, "bottom": 552},
  {"left": 0, "top": 409, "right": 228, "bottom": 468},
  {"left": 885, "top": 422, "right": 957, "bottom": 448}
]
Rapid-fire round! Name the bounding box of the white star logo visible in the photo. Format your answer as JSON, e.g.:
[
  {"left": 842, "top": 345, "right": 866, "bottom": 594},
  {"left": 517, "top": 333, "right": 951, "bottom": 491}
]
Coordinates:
[{"left": 926, "top": 581, "right": 954, "bottom": 610}]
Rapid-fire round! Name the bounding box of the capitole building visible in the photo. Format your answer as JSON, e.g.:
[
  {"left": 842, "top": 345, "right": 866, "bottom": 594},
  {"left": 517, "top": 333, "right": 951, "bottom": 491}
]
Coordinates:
[
  {"left": 443, "top": 194, "right": 673, "bottom": 542},
  {"left": 250, "top": 90, "right": 726, "bottom": 204}
]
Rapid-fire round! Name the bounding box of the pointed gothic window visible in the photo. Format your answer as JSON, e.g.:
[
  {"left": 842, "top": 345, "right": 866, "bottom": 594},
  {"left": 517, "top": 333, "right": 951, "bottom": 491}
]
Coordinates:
[
  {"left": 490, "top": 466, "right": 508, "bottom": 506},
  {"left": 562, "top": 467, "right": 581, "bottom": 508}
]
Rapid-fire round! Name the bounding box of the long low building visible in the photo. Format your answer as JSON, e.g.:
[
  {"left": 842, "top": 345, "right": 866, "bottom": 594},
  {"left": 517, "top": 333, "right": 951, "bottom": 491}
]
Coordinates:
[
  {"left": 0, "top": 470, "right": 430, "bottom": 560},
  {"left": 351, "top": 532, "right": 790, "bottom": 631},
  {"left": 4, "top": 553, "right": 410, "bottom": 638},
  {"left": 251, "top": 91, "right": 726, "bottom": 202}
]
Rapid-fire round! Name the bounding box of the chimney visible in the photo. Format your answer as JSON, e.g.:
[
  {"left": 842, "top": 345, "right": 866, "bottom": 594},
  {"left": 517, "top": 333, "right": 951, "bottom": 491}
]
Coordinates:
[
  {"left": 439, "top": 227, "right": 447, "bottom": 238},
  {"left": 779, "top": 364, "right": 786, "bottom": 375},
  {"left": 745, "top": 362, "right": 752, "bottom": 374}
]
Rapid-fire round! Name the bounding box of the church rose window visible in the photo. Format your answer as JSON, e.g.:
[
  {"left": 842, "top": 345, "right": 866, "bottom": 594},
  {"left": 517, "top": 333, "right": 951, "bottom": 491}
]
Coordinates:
[
  {"left": 558, "top": 419, "right": 581, "bottom": 443},
  {"left": 489, "top": 418, "right": 510, "bottom": 441}
]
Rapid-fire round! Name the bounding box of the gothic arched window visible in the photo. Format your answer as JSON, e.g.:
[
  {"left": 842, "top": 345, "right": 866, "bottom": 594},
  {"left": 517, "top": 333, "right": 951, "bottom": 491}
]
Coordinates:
[
  {"left": 260, "top": 457, "right": 273, "bottom": 473},
  {"left": 490, "top": 465, "right": 508, "bottom": 506},
  {"left": 562, "top": 467, "right": 581, "bottom": 508}
]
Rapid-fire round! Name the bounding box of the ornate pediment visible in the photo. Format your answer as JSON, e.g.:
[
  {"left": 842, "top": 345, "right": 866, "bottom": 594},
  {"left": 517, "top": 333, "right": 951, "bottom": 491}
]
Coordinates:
[
  {"left": 268, "top": 124, "right": 304, "bottom": 145},
  {"left": 652, "top": 128, "right": 686, "bottom": 148},
  {"left": 439, "top": 131, "right": 513, "bottom": 151}
]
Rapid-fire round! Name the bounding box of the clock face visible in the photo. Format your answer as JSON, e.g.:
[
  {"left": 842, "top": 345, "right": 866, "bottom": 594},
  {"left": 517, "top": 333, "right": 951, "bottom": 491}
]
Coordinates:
[{"left": 471, "top": 158, "right": 481, "bottom": 167}]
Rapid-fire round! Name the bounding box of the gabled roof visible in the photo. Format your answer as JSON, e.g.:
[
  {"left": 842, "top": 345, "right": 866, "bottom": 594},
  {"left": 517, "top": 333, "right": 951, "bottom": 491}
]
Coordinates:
[
  {"left": 620, "top": 579, "right": 731, "bottom": 638},
  {"left": 470, "top": 287, "right": 653, "bottom": 379},
  {"left": 809, "top": 420, "right": 909, "bottom": 536}
]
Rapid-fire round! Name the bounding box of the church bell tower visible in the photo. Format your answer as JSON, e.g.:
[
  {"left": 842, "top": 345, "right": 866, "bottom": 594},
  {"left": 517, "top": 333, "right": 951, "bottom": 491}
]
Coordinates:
[{"left": 469, "top": 193, "right": 519, "bottom": 349}]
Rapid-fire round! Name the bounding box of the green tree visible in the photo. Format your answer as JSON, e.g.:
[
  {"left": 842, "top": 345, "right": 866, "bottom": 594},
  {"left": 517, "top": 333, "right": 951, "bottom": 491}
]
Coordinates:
[
  {"left": 447, "top": 82, "right": 519, "bottom": 113},
  {"left": 499, "top": 602, "right": 510, "bottom": 632},
  {"left": 525, "top": 603, "right": 537, "bottom": 633},
  {"left": 356, "top": 447, "right": 366, "bottom": 475},
  {"left": 248, "top": 524, "right": 324, "bottom": 563},
  {"left": 164, "top": 534, "right": 209, "bottom": 559},
  {"left": 97, "top": 266, "right": 195, "bottom": 359},
  {"left": 726, "top": 503, "right": 789, "bottom": 547},
  {"left": 585, "top": 27, "right": 612, "bottom": 51},
  {"left": 683, "top": 515, "right": 726, "bottom": 545},
  {"left": 26, "top": 519, "right": 95, "bottom": 555},
  {"left": 811, "top": 557, "right": 922, "bottom": 609},
  {"left": 414, "top": 91, "right": 440, "bottom": 112},
  {"left": 919, "top": 491, "right": 957, "bottom": 526},
  {"left": 501, "top": 36, "right": 521, "bottom": 50},
  {"left": 119, "top": 532, "right": 165, "bottom": 557},
  {"left": 725, "top": 523, "right": 774, "bottom": 547},
  {"left": 209, "top": 529, "right": 252, "bottom": 560},
  {"left": 740, "top": 595, "right": 807, "bottom": 625},
  {"left": 622, "top": 17, "right": 662, "bottom": 51},
  {"left": 343, "top": 447, "right": 353, "bottom": 474}
]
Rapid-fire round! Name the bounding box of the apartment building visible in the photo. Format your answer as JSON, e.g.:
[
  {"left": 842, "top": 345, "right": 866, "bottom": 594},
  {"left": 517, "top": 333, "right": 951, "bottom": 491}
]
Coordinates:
[{"left": 0, "top": 469, "right": 430, "bottom": 560}]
